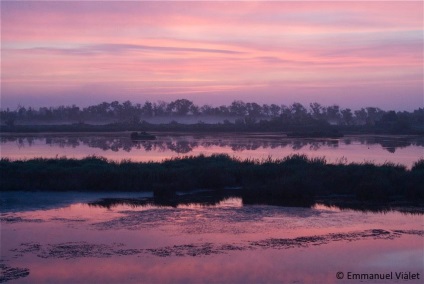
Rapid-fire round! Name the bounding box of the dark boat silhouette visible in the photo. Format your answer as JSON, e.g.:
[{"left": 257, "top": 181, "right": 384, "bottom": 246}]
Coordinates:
[{"left": 130, "top": 131, "right": 156, "bottom": 140}]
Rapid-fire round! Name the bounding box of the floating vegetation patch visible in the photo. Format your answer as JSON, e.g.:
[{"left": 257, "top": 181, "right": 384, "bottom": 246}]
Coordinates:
[
  {"left": 146, "top": 229, "right": 409, "bottom": 257},
  {"left": 10, "top": 242, "right": 41, "bottom": 258},
  {"left": 92, "top": 206, "right": 323, "bottom": 234},
  {"left": 0, "top": 263, "right": 30, "bottom": 283},
  {"left": 92, "top": 208, "right": 170, "bottom": 230},
  {"left": 146, "top": 243, "right": 218, "bottom": 257},
  {"left": 0, "top": 216, "right": 43, "bottom": 224},
  {"left": 393, "top": 229, "right": 424, "bottom": 236},
  {"left": 50, "top": 217, "right": 87, "bottom": 223},
  {"left": 250, "top": 229, "right": 398, "bottom": 250},
  {"left": 8, "top": 229, "right": 424, "bottom": 260},
  {"left": 11, "top": 242, "right": 143, "bottom": 260}
]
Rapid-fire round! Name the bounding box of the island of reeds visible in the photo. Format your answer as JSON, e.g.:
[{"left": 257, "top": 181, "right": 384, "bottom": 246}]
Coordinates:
[{"left": 1, "top": 155, "right": 423, "bottom": 211}]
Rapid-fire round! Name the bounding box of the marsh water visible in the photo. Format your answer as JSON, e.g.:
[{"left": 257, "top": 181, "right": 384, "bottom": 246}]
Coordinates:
[
  {"left": 1, "top": 192, "right": 423, "bottom": 283},
  {"left": 1, "top": 133, "right": 423, "bottom": 167},
  {"left": 1, "top": 133, "right": 423, "bottom": 283}
]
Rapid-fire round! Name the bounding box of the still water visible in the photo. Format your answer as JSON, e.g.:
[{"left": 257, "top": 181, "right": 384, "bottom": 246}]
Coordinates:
[
  {"left": 1, "top": 133, "right": 423, "bottom": 167},
  {"left": 1, "top": 133, "right": 423, "bottom": 283},
  {"left": 1, "top": 192, "right": 423, "bottom": 283}
]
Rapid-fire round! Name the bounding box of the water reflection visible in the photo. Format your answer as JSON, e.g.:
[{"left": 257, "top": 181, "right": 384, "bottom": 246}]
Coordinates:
[
  {"left": 2, "top": 134, "right": 423, "bottom": 154},
  {"left": 2, "top": 133, "right": 423, "bottom": 168},
  {"left": 87, "top": 193, "right": 423, "bottom": 215},
  {"left": 1, "top": 191, "right": 423, "bottom": 283}
]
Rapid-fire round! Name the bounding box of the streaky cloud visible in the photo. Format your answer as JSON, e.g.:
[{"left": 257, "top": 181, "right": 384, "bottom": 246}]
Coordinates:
[{"left": 23, "top": 43, "right": 243, "bottom": 56}]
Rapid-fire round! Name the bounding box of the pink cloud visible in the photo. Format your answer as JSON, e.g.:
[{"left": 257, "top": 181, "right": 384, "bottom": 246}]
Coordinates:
[{"left": 1, "top": 1, "right": 422, "bottom": 110}]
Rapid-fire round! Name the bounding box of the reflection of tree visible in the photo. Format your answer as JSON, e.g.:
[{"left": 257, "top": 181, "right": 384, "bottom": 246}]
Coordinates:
[
  {"left": 231, "top": 144, "right": 248, "bottom": 152},
  {"left": 386, "top": 147, "right": 396, "bottom": 153},
  {"left": 27, "top": 137, "right": 35, "bottom": 146},
  {"left": 1, "top": 135, "right": 423, "bottom": 155},
  {"left": 354, "top": 136, "right": 424, "bottom": 153},
  {"left": 327, "top": 140, "right": 339, "bottom": 148},
  {"left": 141, "top": 141, "right": 153, "bottom": 151},
  {"left": 229, "top": 139, "right": 263, "bottom": 152},
  {"left": 309, "top": 142, "right": 321, "bottom": 151},
  {"left": 166, "top": 141, "right": 196, "bottom": 154},
  {"left": 291, "top": 140, "right": 306, "bottom": 150}
]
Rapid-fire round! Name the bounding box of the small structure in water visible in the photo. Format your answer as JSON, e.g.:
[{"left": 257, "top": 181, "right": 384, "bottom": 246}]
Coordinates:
[{"left": 130, "top": 131, "right": 156, "bottom": 140}]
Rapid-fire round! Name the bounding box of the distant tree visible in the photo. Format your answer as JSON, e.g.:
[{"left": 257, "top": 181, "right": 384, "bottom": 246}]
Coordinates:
[
  {"left": 153, "top": 101, "right": 168, "bottom": 116},
  {"left": 290, "top": 103, "right": 308, "bottom": 123},
  {"left": 200, "top": 105, "right": 214, "bottom": 115},
  {"left": 354, "top": 108, "right": 368, "bottom": 125},
  {"left": 234, "top": 118, "right": 246, "bottom": 127},
  {"left": 189, "top": 104, "right": 200, "bottom": 115},
  {"left": 280, "top": 105, "right": 291, "bottom": 120},
  {"left": 246, "top": 102, "right": 262, "bottom": 117},
  {"left": 325, "top": 105, "right": 341, "bottom": 124},
  {"left": 380, "top": 111, "right": 398, "bottom": 123},
  {"left": 68, "top": 105, "right": 81, "bottom": 120},
  {"left": 261, "top": 104, "right": 271, "bottom": 117},
  {"left": 141, "top": 101, "right": 154, "bottom": 117},
  {"left": 341, "top": 108, "right": 353, "bottom": 125},
  {"left": 309, "top": 102, "right": 324, "bottom": 120},
  {"left": 167, "top": 99, "right": 194, "bottom": 116},
  {"left": 122, "top": 100, "right": 137, "bottom": 121},
  {"left": 269, "top": 104, "right": 281, "bottom": 117},
  {"left": 365, "top": 107, "right": 383, "bottom": 126},
  {"left": 17, "top": 106, "right": 27, "bottom": 118},
  {"left": 218, "top": 105, "right": 230, "bottom": 116},
  {"left": 230, "top": 100, "right": 247, "bottom": 116}
]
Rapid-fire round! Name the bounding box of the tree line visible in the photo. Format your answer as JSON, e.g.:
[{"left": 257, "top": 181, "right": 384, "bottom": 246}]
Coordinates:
[{"left": 1, "top": 99, "right": 423, "bottom": 132}]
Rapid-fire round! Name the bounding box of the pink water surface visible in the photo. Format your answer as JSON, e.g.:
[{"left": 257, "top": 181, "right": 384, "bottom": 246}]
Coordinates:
[
  {"left": 1, "top": 192, "right": 423, "bottom": 283},
  {"left": 1, "top": 133, "right": 423, "bottom": 168}
]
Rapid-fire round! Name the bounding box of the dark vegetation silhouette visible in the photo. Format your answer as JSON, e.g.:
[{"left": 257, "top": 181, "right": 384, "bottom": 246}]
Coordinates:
[
  {"left": 1, "top": 99, "right": 423, "bottom": 134},
  {"left": 1, "top": 155, "right": 423, "bottom": 208},
  {"left": 87, "top": 194, "right": 423, "bottom": 214},
  {"left": 87, "top": 189, "right": 238, "bottom": 209}
]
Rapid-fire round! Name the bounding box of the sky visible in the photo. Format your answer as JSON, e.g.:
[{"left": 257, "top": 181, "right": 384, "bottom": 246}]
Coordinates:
[{"left": 1, "top": 0, "right": 423, "bottom": 110}]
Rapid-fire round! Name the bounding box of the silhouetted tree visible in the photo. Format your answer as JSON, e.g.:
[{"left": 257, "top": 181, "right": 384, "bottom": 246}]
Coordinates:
[
  {"left": 167, "top": 99, "right": 194, "bottom": 115},
  {"left": 290, "top": 103, "right": 308, "bottom": 123},
  {"left": 341, "top": 108, "right": 353, "bottom": 125},
  {"left": 325, "top": 105, "right": 341, "bottom": 124},
  {"left": 310, "top": 102, "right": 324, "bottom": 120},
  {"left": 141, "top": 101, "right": 153, "bottom": 117},
  {"left": 230, "top": 100, "right": 247, "bottom": 116}
]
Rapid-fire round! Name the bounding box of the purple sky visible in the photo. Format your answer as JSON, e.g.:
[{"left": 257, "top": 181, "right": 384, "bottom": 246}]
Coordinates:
[{"left": 1, "top": 1, "right": 423, "bottom": 110}]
